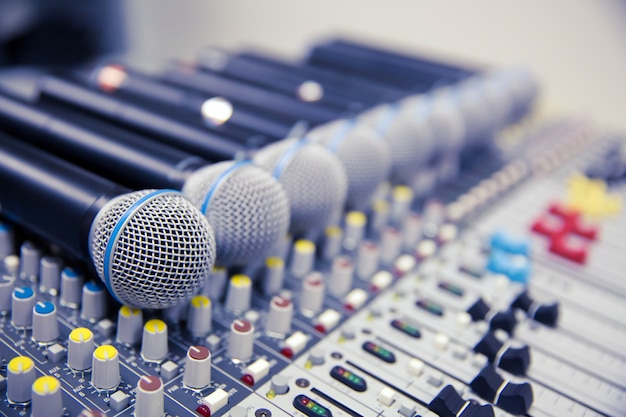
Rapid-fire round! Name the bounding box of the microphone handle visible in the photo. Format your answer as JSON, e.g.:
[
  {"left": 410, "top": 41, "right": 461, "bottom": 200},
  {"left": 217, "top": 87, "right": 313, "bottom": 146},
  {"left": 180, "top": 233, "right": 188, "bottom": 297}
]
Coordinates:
[
  {"left": 160, "top": 62, "right": 341, "bottom": 126},
  {"left": 0, "top": 133, "right": 127, "bottom": 259},
  {"left": 84, "top": 67, "right": 293, "bottom": 142},
  {"left": 307, "top": 42, "right": 456, "bottom": 90},
  {"left": 37, "top": 76, "right": 247, "bottom": 161},
  {"left": 0, "top": 94, "right": 208, "bottom": 191},
  {"left": 238, "top": 51, "right": 406, "bottom": 103}
]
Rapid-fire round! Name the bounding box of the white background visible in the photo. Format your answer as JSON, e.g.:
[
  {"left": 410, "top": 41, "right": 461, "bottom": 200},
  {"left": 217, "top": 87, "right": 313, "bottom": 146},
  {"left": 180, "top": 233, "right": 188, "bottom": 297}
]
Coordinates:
[{"left": 123, "top": 0, "right": 626, "bottom": 130}]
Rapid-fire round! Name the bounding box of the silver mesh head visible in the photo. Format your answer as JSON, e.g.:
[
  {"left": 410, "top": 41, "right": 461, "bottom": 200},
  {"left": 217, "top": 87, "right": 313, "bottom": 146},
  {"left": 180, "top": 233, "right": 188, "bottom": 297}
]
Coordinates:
[
  {"left": 361, "top": 99, "right": 436, "bottom": 184},
  {"left": 253, "top": 138, "right": 348, "bottom": 236},
  {"left": 308, "top": 119, "right": 391, "bottom": 209},
  {"left": 89, "top": 190, "right": 216, "bottom": 309},
  {"left": 182, "top": 161, "right": 290, "bottom": 266}
]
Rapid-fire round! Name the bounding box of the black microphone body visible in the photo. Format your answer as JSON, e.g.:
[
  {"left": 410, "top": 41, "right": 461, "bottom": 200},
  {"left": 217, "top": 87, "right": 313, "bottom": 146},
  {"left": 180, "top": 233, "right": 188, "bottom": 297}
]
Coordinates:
[
  {"left": 203, "top": 50, "right": 407, "bottom": 108},
  {"left": 36, "top": 76, "right": 247, "bottom": 160},
  {"left": 0, "top": 132, "right": 126, "bottom": 259},
  {"left": 160, "top": 62, "right": 341, "bottom": 126},
  {"left": 84, "top": 66, "right": 294, "bottom": 143},
  {"left": 0, "top": 93, "right": 209, "bottom": 191},
  {"left": 307, "top": 41, "right": 471, "bottom": 90}
]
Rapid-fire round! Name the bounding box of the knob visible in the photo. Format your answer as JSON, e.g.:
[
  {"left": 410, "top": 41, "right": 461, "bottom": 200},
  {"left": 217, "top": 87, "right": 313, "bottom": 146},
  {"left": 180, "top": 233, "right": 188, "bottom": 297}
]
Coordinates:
[
  {"left": 270, "top": 374, "right": 290, "bottom": 395},
  {"left": 91, "top": 345, "right": 120, "bottom": 391},
  {"left": 290, "top": 239, "right": 315, "bottom": 278},
  {"left": 80, "top": 281, "right": 107, "bottom": 322},
  {"left": 322, "top": 226, "right": 342, "bottom": 261},
  {"left": 356, "top": 241, "right": 379, "bottom": 279},
  {"left": 0, "top": 221, "right": 14, "bottom": 259},
  {"left": 473, "top": 331, "right": 530, "bottom": 375},
  {"left": 32, "top": 375, "right": 63, "bottom": 417},
  {"left": 19, "top": 241, "right": 41, "bottom": 281},
  {"left": 68, "top": 328, "right": 94, "bottom": 371},
  {"left": 11, "top": 286, "right": 35, "bottom": 328},
  {"left": 343, "top": 211, "right": 366, "bottom": 251},
  {"left": 135, "top": 375, "right": 164, "bottom": 417},
  {"left": 116, "top": 306, "right": 143, "bottom": 345},
  {"left": 32, "top": 301, "right": 59, "bottom": 344},
  {"left": 262, "top": 257, "right": 285, "bottom": 296},
  {"left": 429, "top": 385, "right": 495, "bottom": 417},
  {"left": 512, "top": 291, "right": 559, "bottom": 327},
  {"left": 228, "top": 319, "right": 254, "bottom": 362},
  {"left": 266, "top": 296, "right": 293, "bottom": 336},
  {"left": 0, "top": 274, "right": 15, "bottom": 312},
  {"left": 300, "top": 272, "right": 325, "bottom": 316},
  {"left": 141, "top": 319, "right": 168, "bottom": 362},
  {"left": 224, "top": 275, "right": 252, "bottom": 314},
  {"left": 183, "top": 346, "right": 211, "bottom": 389},
  {"left": 39, "top": 256, "right": 62, "bottom": 295},
  {"left": 187, "top": 295, "right": 212, "bottom": 338},
  {"left": 470, "top": 366, "right": 533, "bottom": 415},
  {"left": 60, "top": 267, "right": 83, "bottom": 308},
  {"left": 467, "top": 299, "right": 517, "bottom": 334},
  {"left": 327, "top": 256, "right": 354, "bottom": 297},
  {"left": 7, "top": 356, "right": 36, "bottom": 403},
  {"left": 390, "top": 186, "right": 413, "bottom": 226}
]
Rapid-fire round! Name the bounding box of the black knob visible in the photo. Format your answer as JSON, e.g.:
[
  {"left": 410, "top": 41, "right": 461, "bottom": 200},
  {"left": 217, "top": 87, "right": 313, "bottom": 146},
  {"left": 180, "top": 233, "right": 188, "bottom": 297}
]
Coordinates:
[
  {"left": 512, "top": 291, "right": 559, "bottom": 327},
  {"left": 428, "top": 385, "right": 495, "bottom": 417},
  {"left": 470, "top": 366, "right": 534, "bottom": 415},
  {"left": 470, "top": 365, "right": 502, "bottom": 401},
  {"left": 489, "top": 309, "right": 517, "bottom": 334},
  {"left": 428, "top": 385, "right": 466, "bottom": 417},
  {"left": 498, "top": 379, "right": 534, "bottom": 415},
  {"left": 473, "top": 331, "right": 530, "bottom": 375},
  {"left": 467, "top": 298, "right": 490, "bottom": 321},
  {"left": 534, "top": 302, "right": 559, "bottom": 327}
]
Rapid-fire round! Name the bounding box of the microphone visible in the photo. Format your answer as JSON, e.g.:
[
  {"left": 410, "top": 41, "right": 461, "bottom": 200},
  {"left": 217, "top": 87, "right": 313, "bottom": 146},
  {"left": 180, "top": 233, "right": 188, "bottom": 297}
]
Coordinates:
[
  {"left": 89, "top": 63, "right": 294, "bottom": 143},
  {"left": 307, "top": 118, "right": 392, "bottom": 209},
  {"left": 253, "top": 137, "right": 348, "bottom": 236},
  {"left": 36, "top": 75, "right": 248, "bottom": 161},
  {"left": 160, "top": 61, "right": 341, "bottom": 125},
  {"left": 0, "top": 133, "right": 216, "bottom": 309},
  {"left": 0, "top": 94, "right": 290, "bottom": 266}
]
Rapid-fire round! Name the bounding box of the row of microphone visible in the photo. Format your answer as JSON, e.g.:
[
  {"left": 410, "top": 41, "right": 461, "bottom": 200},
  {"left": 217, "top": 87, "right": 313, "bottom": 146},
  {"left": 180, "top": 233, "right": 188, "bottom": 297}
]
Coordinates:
[{"left": 0, "top": 38, "right": 539, "bottom": 310}]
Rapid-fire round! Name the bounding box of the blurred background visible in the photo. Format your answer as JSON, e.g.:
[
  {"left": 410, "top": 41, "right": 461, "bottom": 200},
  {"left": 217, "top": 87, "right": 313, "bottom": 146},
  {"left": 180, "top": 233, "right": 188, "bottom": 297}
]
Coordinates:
[{"left": 2, "top": 0, "right": 625, "bottom": 129}]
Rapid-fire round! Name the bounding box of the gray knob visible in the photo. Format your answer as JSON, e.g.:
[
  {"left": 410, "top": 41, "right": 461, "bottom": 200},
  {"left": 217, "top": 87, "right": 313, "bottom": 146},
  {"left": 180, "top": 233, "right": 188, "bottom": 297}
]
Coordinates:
[
  {"left": 266, "top": 296, "right": 293, "bottom": 336},
  {"left": 327, "top": 256, "right": 354, "bottom": 297},
  {"left": 183, "top": 345, "right": 212, "bottom": 389},
  {"left": 300, "top": 272, "right": 325, "bottom": 316},
  {"left": 0, "top": 221, "right": 14, "bottom": 259},
  {"left": 224, "top": 275, "right": 252, "bottom": 314},
  {"left": 68, "top": 328, "right": 94, "bottom": 371},
  {"left": 135, "top": 375, "right": 164, "bottom": 417},
  {"left": 91, "top": 345, "right": 120, "bottom": 391},
  {"left": 60, "top": 267, "right": 83, "bottom": 308},
  {"left": 39, "top": 256, "right": 62, "bottom": 295},
  {"left": 270, "top": 374, "right": 290, "bottom": 395},
  {"left": 141, "top": 319, "right": 168, "bottom": 362},
  {"left": 0, "top": 274, "right": 15, "bottom": 312},
  {"left": 228, "top": 319, "right": 254, "bottom": 362},
  {"left": 290, "top": 239, "right": 315, "bottom": 278},
  {"left": 19, "top": 241, "right": 40, "bottom": 281},
  {"left": 187, "top": 295, "right": 212, "bottom": 338},
  {"left": 32, "top": 375, "right": 64, "bottom": 417},
  {"left": 116, "top": 306, "right": 143, "bottom": 345},
  {"left": 32, "top": 301, "right": 59, "bottom": 344},
  {"left": 80, "top": 281, "right": 107, "bottom": 322},
  {"left": 7, "top": 356, "right": 36, "bottom": 403},
  {"left": 11, "top": 286, "right": 35, "bottom": 328}
]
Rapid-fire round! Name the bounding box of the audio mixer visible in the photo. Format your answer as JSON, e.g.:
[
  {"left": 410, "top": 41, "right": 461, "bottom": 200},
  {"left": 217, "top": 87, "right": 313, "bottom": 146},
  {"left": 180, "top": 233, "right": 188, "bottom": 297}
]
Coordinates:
[{"left": 0, "top": 37, "right": 625, "bottom": 417}]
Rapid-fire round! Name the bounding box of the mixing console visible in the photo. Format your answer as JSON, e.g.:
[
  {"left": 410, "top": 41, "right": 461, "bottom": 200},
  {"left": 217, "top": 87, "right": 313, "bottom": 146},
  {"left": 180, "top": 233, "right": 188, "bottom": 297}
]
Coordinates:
[{"left": 0, "top": 38, "right": 625, "bottom": 417}]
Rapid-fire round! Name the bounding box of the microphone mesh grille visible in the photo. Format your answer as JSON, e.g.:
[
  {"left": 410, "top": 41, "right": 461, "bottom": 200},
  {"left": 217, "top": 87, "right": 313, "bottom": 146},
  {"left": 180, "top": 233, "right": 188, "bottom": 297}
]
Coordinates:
[
  {"left": 183, "top": 162, "right": 290, "bottom": 266},
  {"left": 90, "top": 190, "right": 215, "bottom": 309},
  {"left": 254, "top": 139, "right": 347, "bottom": 235},
  {"left": 309, "top": 119, "right": 391, "bottom": 209}
]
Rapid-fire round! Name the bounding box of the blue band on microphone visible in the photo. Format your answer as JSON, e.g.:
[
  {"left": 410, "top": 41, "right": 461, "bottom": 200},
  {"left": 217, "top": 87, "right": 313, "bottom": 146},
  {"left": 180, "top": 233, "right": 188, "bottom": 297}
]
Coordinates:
[
  {"left": 103, "top": 189, "right": 179, "bottom": 304},
  {"left": 326, "top": 118, "right": 357, "bottom": 154},
  {"left": 272, "top": 138, "right": 309, "bottom": 180},
  {"left": 200, "top": 160, "right": 251, "bottom": 215}
]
